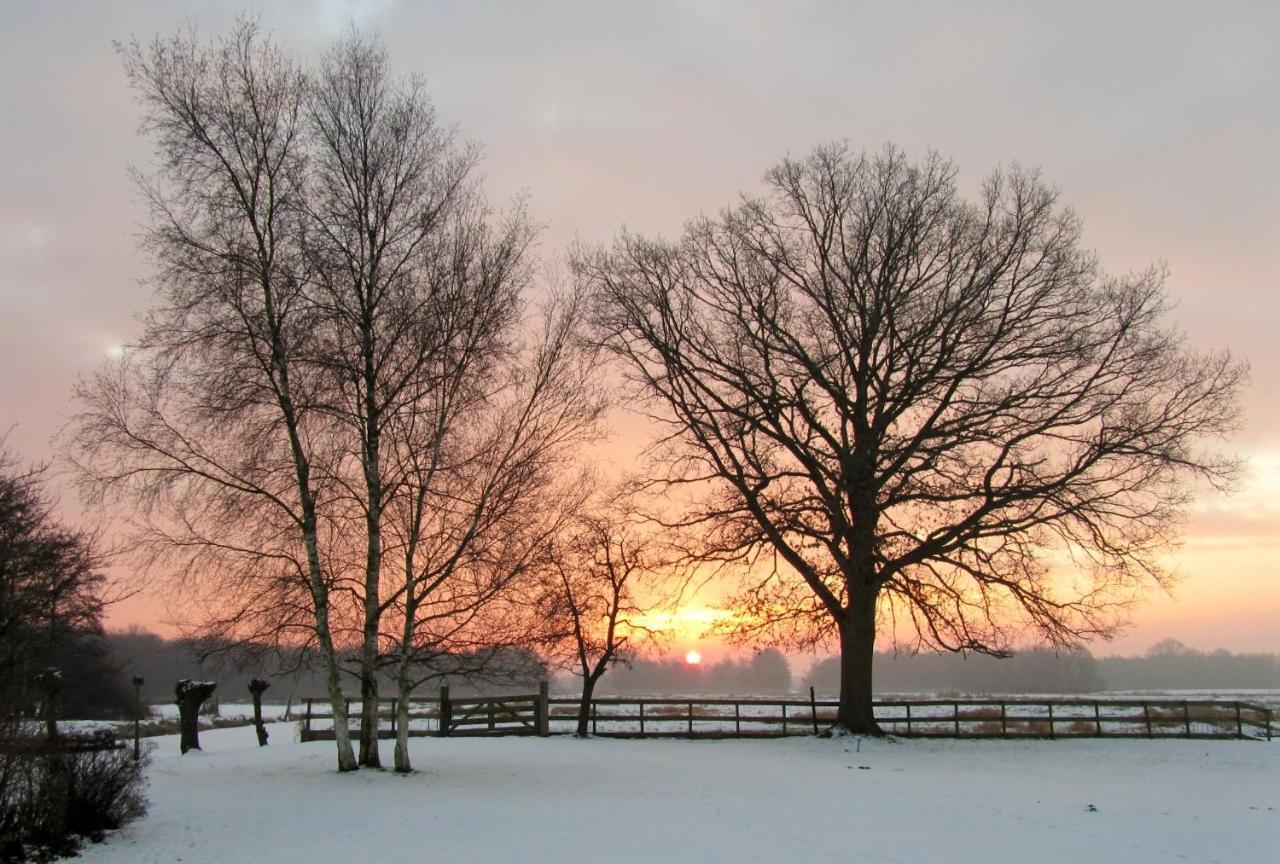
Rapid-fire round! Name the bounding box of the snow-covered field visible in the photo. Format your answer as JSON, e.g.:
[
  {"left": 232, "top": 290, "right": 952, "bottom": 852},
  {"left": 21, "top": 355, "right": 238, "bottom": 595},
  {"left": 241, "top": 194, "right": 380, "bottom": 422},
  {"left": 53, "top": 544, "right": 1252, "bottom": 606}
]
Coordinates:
[{"left": 78, "top": 723, "right": 1276, "bottom": 864}]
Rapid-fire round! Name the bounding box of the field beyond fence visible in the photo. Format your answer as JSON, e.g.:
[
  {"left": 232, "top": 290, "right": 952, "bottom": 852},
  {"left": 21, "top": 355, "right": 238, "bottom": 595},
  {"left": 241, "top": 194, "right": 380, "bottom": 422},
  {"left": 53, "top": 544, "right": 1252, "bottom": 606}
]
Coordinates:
[{"left": 297, "top": 690, "right": 1275, "bottom": 742}]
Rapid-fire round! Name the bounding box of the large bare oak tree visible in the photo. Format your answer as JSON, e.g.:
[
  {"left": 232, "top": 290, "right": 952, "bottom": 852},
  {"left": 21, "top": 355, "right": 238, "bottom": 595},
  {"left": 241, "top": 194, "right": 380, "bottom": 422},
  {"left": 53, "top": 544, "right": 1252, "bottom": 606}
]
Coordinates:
[{"left": 579, "top": 144, "right": 1245, "bottom": 734}]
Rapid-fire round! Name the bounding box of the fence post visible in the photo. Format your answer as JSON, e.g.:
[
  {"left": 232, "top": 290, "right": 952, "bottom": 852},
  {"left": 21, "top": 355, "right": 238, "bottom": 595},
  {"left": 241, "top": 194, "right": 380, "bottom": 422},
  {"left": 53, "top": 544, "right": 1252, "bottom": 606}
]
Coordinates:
[
  {"left": 906, "top": 703, "right": 913, "bottom": 736},
  {"left": 1047, "top": 703, "right": 1055, "bottom": 739},
  {"left": 810, "top": 687, "right": 819, "bottom": 735},
  {"left": 734, "top": 702, "right": 740, "bottom": 737},
  {"left": 687, "top": 701, "right": 694, "bottom": 738},
  {"left": 999, "top": 702, "right": 1006, "bottom": 738},
  {"left": 305, "top": 699, "right": 313, "bottom": 742},
  {"left": 640, "top": 701, "right": 646, "bottom": 737},
  {"left": 537, "top": 681, "right": 550, "bottom": 736},
  {"left": 1094, "top": 702, "right": 1102, "bottom": 737},
  {"left": 953, "top": 702, "right": 960, "bottom": 736},
  {"left": 1143, "top": 702, "right": 1152, "bottom": 737},
  {"left": 592, "top": 699, "right": 597, "bottom": 736},
  {"left": 1234, "top": 701, "right": 1243, "bottom": 739},
  {"left": 1182, "top": 700, "right": 1191, "bottom": 737},
  {"left": 132, "top": 675, "right": 144, "bottom": 759},
  {"left": 1267, "top": 708, "right": 1273, "bottom": 741},
  {"left": 437, "top": 685, "right": 451, "bottom": 737}
]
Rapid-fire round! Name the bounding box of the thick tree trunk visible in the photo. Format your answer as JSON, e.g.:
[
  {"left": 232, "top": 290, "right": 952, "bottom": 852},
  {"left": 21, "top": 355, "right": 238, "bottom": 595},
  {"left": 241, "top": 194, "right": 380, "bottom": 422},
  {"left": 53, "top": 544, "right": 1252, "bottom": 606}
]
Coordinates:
[
  {"left": 175, "top": 680, "right": 216, "bottom": 754},
  {"left": 835, "top": 597, "right": 881, "bottom": 735},
  {"left": 575, "top": 677, "right": 598, "bottom": 738}
]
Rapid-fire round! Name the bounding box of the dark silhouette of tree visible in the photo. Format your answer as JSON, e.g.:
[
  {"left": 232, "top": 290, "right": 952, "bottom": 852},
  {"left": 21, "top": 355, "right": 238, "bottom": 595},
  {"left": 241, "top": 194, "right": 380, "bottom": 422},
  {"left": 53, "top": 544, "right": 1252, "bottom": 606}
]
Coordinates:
[
  {"left": 536, "top": 493, "right": 666, "bottom": 736},
  {"left": 0, "top": 445, "right": 124, "bottom": 720},
  {"left": 580, "top": 143, "right": 1245, "bottom": 734}
]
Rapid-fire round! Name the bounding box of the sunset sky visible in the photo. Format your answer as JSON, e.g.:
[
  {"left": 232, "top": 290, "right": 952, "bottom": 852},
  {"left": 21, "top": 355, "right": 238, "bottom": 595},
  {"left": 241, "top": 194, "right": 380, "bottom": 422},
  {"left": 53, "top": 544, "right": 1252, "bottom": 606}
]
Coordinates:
[{"left": 1, "top": 1, "right": 1276, "bottom": 658}]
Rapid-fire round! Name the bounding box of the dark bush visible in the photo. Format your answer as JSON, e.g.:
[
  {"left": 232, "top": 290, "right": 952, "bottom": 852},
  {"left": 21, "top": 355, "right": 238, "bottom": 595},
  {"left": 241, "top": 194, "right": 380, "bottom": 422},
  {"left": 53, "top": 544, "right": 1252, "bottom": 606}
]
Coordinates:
[{"left": 0, "top": 726, "right": 149, "bottom": 861}]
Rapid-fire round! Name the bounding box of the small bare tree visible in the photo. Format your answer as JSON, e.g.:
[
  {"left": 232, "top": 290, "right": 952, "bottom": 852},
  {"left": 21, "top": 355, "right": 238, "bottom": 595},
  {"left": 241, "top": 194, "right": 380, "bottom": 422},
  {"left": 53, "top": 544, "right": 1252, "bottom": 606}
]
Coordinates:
[
  {"left": 537, "top": 494, "right": 666, "bottom": 737},
  {"left": 580, "top": 144, "right": 1245, "bottom": 734},
  {"left": 385, "top": 290, "right": 606, "bottom": 771}
]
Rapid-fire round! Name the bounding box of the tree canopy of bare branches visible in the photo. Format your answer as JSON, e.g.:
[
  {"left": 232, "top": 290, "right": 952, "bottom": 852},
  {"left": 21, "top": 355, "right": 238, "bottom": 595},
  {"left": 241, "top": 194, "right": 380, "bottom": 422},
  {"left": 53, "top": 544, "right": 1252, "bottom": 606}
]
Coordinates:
[
  {"left": 579, "top": 143, "right": 1245, "bottom": 734},
  {"left": 70, "top": 19, "right": 604, "bottom": 771}
]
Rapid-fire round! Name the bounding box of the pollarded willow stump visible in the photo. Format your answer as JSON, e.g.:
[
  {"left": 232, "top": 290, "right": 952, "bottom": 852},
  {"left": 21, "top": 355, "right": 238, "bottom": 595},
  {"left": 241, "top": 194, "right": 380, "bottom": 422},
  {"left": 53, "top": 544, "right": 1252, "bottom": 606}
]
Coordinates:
[
  {"left": 34, "top": 667, "right": 62, "bottom": 741},
  {"left": 249, "top": 678, "right": 270, "bottom": 746},
  {"left": 175, "top": 679, "right": 217, "bottom": 754}
]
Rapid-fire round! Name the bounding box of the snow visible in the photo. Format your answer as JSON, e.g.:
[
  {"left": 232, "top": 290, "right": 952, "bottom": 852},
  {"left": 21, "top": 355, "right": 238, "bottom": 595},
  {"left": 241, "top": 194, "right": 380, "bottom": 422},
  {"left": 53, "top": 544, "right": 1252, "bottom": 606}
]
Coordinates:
[{"left": 79, "top": 724, "right": 1277, "bottom": 864}]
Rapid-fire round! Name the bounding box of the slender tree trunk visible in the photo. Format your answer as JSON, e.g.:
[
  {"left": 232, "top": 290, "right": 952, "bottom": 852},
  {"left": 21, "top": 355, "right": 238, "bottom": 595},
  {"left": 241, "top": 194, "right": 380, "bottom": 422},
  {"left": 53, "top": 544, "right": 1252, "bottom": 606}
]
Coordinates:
[
  {"left": 393, "top": 651, "right": 413, "bottom": 773},
  {"left": 313, "top": 583, "right": 357, "bottom": 771},
  {"left": 835, "top": 594, "right": 881, "bottom": 735},
  {"left": 358, "top": 384, "right": 384, "bottom": 768},
  {"left": 575, "top": 676, "right": 598, "bottom": 738}
]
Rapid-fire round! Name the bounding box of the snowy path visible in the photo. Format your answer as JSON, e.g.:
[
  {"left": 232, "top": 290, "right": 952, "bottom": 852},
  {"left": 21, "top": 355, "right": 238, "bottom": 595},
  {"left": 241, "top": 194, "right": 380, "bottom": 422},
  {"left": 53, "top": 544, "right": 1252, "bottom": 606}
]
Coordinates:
[{"left": 80, "top": 723, "right": 1277, "bottom": 863}]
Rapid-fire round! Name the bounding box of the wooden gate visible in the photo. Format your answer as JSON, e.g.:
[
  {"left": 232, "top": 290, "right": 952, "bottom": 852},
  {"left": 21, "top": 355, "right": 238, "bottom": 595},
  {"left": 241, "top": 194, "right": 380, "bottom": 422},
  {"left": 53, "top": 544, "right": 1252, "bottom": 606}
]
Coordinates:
[{"left": 439, "top": 683, "right": 549, "bottom": 737}]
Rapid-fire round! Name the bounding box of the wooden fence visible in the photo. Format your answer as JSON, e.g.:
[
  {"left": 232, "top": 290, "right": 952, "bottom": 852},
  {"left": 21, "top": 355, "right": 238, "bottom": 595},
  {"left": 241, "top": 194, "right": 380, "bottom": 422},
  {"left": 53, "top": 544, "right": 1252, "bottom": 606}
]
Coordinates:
[{"left": 298, "top": 689, "right": 1274, "bottom": 742}]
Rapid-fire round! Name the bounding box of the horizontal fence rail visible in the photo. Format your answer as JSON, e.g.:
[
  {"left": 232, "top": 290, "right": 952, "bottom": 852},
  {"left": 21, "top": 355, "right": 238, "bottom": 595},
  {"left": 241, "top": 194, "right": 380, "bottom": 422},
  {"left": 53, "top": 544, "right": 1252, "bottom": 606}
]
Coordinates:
[{"left": 297, "top": 689, "right": 1274, "bottom": 742}]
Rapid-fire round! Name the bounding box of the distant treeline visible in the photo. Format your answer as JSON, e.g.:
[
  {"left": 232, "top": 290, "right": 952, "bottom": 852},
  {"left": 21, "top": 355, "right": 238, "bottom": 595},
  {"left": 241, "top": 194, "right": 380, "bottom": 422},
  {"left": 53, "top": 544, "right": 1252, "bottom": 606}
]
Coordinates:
[
  {"left": 98, "top": 631, "right": 1280, "bottom": 713},
  {"left": 105, "top": 628, "right": 547, "bottom": 710},
  {"left": 807, "top": 639, "right": 1280, "bottom": 695},
  {"left": 594, "top": 639, "right": 1280, "bottom": 696}
]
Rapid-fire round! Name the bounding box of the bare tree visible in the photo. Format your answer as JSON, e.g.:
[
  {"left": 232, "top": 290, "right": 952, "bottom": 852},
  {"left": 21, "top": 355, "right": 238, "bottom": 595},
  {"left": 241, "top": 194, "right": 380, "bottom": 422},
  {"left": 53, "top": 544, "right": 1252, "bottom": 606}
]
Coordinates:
[
  {"left": 580, "top": 144, "right": 1245, "bottom": 734},
  {"left": 71, "top": 22, "right": 358, "bottom": 770},
  {"left": 303, "top": 32, "right": 515, "bottom": 767},
  {"left": 536, "top": 493, "right": 665, "bottom": 737},
  {"left": 0, "top": 445, "right": 116, "bottom": 719},
  {"left": 384, "top": 290, "right": 606, "bottom": 771}
]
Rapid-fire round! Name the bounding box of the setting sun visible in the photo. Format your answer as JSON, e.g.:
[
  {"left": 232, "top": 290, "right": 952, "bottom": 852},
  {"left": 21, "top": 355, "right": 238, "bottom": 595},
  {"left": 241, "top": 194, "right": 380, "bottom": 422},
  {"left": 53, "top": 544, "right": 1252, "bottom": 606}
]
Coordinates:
[{"left": 684, "top": 650, "right": 702, "bottom": 665}]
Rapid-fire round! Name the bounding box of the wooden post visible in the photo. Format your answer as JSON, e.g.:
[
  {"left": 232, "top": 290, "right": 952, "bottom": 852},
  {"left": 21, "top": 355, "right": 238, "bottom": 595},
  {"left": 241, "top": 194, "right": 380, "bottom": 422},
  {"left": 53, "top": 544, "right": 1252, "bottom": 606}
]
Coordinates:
[
  {"left": 1047, "top": 703, "right": 1055, "bottom": 739},
  {"left": 437, "top": 685, "right": 451, "bottom": 737},
  {"left": 536, "top": 681, "right": 550, "bottom": 736},
  {"left": 639, "top": 701, "right": 646, "bottom": 736},
  {"left": 953, "top": 702, "right": 960, "bottom": 736},
  {"left": 1143, "top": 702, "right": 1153, "bottom": 737},
  {"left": 999, "top": 702, "right": 1006, "bottom": 738},
  {"left": 132, "top": 675, "right": 144, "bottom": 760},
  {"left": 1266, "top": 708, "right": 1273, "bottom": 741},
  {"left": 304, "top": 699, "right": 313, "bottom": 741},
  {"left": 1182, "top": 700, "right": 1191, "bottom": 737},
  {"left": 1094, "top": 702, "right": 1102, "bottom": 737},
  {"left": 1234, "top": 701, "right": 1243, "bottom": 739},
  {"left": 782, "top": 703, "right": 788, "bottom": 736},
  {"left": 591, "top": 699, "right": 597, "bottom": 736},
  {"left": 809, "top": 687, "right": 819, "bottom": 735},
  {"left": 734, "top": 702, "right": 740, "bottom": 737},
  {"left": 906, "top": 703, "right": 913, "bottom": 736},
  {"left": 687, "top": 701, "right": 694, "bottom": 737},
  {"left": 488, "top": 700, "right": 496, "bottom": 730}
]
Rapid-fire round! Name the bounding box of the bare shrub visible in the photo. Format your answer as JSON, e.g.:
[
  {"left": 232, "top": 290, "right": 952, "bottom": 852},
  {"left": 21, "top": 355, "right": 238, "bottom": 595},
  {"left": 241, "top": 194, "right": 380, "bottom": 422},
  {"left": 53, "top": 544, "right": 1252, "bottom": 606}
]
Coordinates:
[{"left": 0, "top": 728, "right": 148, "bottom": 860}]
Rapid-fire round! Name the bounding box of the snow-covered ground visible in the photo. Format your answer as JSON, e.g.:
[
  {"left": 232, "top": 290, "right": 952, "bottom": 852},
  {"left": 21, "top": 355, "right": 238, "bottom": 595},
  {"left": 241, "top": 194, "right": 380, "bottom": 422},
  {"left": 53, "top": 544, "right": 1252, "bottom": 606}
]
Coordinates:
[{"left": 78, "top": 722, "right": 1277, "bottom": 863}]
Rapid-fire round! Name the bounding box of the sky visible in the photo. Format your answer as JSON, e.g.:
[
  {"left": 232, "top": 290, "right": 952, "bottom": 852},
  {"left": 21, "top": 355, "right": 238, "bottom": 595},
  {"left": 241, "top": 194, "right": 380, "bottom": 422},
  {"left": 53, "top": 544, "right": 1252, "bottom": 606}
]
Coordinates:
[{"left": 1, "top": 1, "right": 1277, "bottom": 657}]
